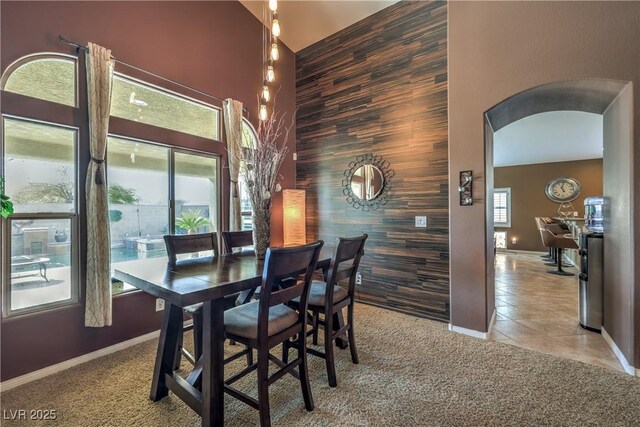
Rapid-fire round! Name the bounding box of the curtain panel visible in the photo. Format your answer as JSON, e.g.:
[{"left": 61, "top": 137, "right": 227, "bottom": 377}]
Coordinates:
[
  {"left": 85, "top": 43, "right": 114, "bottom": 327},
  {"left": 223, "top": 99, "right": 244, "bottom": 231}
]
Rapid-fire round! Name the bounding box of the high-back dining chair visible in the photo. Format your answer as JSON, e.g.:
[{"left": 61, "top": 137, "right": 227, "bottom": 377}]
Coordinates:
[
  {"left": 163, "top": 232, "right": 219, "bottom": 368},
  {"left": 221, "top": 230, "right": 254, "bottom": 254},
  {"left": 223, "top": 240, "right": 324, "bottom": 427},
  {"left": 284, "top": 234, "right": 368, "bottom": 387}
]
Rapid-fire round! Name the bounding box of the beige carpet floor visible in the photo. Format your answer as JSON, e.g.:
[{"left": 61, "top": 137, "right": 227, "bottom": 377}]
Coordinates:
[{"left": 2, "top": 304, "right": 639, "bottom": 426}]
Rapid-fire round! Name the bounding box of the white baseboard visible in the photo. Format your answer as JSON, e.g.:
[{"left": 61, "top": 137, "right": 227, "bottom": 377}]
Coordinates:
[
  {"left": 488, "top": 308, "right": 497, "bottom": 333},
  {"left": 601, "top": 327, "right": 636, "bottom": 376},
  {"left": 0, "top": 329, "right": 161, "bottom": 393},
  {"left": 449, "top": 323, "right": 487, "bottom": 340}
]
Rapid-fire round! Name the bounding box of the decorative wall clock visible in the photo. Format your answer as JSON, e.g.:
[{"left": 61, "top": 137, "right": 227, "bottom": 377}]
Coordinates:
[{"left": 545, "top": 177, "right": 581, "bottom": 203}]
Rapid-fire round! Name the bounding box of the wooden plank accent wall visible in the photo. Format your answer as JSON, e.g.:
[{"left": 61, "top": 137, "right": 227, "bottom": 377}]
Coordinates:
[{"left": 295, "top": 1, "right": 449, "bottom": 321}]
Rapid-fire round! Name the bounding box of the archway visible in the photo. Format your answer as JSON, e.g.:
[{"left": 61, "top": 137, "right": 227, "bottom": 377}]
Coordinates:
[{"left": 483, "top": 79, "right": 635, "bottom": 374}]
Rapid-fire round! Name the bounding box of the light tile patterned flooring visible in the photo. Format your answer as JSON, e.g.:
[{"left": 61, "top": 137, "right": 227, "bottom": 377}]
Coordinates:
[{"left": 489, "top": 251, "right": 624, "bottom": 372}]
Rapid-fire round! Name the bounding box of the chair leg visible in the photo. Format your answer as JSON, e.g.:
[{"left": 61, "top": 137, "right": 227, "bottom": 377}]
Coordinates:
[
  {"left": 257, "top": 348, "right": 271, "bottom": 427},
  {"left": 282, "top": 339, "right": 290, "bottom": 364},
  {"left": 298, "top": 329, "right": 314, "bottom": 411},
  {"left": 246, "top": 345, "right": 254, "bottom": 367},
  {"left": 347, "top": 304, "right": 359, "bottom": 364},
  {"left": 324, "top": 310, "right": 338, "bottom": 388},
  {"left": 311, "top": 311, "right": 319, "bottom": 345}
]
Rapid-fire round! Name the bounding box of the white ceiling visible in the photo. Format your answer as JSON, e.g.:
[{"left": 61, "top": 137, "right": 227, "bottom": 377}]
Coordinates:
[
  {"left": 493, "top": 111, "right": 603, "bottom": 167},
  {"left": 239, "top": 0, "right": 399, "bottom": 52}
]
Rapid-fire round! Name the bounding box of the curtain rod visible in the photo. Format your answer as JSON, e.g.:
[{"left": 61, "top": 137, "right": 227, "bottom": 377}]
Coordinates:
[{"left": 58, "top": 35, "right": 248, "bottom": 114}]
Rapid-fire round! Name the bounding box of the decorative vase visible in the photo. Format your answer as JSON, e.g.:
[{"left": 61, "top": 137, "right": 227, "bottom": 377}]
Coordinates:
[{"left": 252, "top": 206, "right": 271, "bottom": 260}]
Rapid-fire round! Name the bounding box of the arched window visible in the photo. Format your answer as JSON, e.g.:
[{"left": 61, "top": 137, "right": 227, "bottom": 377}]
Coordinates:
[
  {"left": 239, "top": 119, "right": 258, "bottom": 230},
  {"left": 1, "top": 53, "right": 77, "bottom": 107},
  {"left": 1, "top": 54, "right": 80, "bottom": 316},
  {"left": 241, "top": 119, "right": 258, "bottom": 148}
]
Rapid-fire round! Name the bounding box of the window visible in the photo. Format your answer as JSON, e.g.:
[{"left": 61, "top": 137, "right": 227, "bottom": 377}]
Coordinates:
[
  {"left": 2, "top": 117, "right": 79, "bottom": 315},
  {"left": 1, "top": 54, "right": 77, "bottom": 107},
  {"left": 1, "top": 52, "right": 225, "bottom": 312},
  {"left": 107, "top": 136, "right": 219, "bottom": 293},
  {"left": 494, "top": 188, "right": 511, "bottom": 228},
  {"left": 110, "top": 74, "right": 220, "bottom": 140},
  {"left": 239, "top": 120, "right": 258, "bottom": 231}
]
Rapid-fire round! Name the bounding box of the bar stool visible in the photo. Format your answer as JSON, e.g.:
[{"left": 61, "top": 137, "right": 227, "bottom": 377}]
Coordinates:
[
  {"left": 538, "top": 227, "right": 578, "bottom": 276},
  {"left": 534, "top": 217, "right": 554, "bottom": 260}
]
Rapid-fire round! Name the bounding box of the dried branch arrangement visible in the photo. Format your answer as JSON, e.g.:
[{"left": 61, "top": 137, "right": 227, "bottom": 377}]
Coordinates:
[
  {"left": 243, "top": 113, "right": 290, "bottom": 211},
  {"left": 228, "top": 111, "right": 291, "bottom": 257}
]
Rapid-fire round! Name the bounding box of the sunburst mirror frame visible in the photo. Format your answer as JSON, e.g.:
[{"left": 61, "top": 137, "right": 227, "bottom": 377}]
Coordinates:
[{"left": 342, "top": 153, "right": 394, "bottom": 211}]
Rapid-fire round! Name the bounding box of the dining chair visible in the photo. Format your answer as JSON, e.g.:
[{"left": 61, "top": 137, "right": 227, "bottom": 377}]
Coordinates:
[
  {"left": 284, "top": 234, "right": 367, "bottom": 387},
  {"left": 221, "top": 230, "right": 254, "bottom": 254},
  {"left": 223, "top": 240, "right": 324, "bottom": 427},
  {"left": 163, "top": 232, "right": 220, "bottom": 368}
]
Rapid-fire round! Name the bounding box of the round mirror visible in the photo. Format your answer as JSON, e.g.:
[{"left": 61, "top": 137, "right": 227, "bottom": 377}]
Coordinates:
[{"left": 351, "top": 164, "right": 384, "bottom": 200}]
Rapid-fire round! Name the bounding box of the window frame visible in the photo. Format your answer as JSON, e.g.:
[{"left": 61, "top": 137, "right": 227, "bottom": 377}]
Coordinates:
[
  {"left": 493, "top": 187, "right": 512, "bottom": 228},
  {"left": 1, "top": 115, "right": 81, "bottom": 317},
  {"left": 0, "top": 52, "right": 79, "bottom": 108}
]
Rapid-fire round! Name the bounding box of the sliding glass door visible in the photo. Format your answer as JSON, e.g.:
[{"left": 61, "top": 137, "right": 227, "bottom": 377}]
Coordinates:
[{"left": 106, "top": 136, "right": 219, "bottom": 292}]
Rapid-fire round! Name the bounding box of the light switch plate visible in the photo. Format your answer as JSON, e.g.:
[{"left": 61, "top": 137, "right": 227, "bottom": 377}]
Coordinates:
[
  {"left": 415, "top": 216, "right": 427, "bottom": 228},
  {"left": 155, "top": 298, "right": 165, "bottom": 312}
]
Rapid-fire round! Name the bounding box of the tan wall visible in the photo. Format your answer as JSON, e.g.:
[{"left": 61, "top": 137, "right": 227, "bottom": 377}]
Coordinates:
[
  {"left": 448, "top": 1, "right": 639, "bottom": 369},
  {"left": 603, "top": 86, "right": 635, "bottom": 366},
  {"left": 495, "top": 159, "right": 604, "bottom": 252}
]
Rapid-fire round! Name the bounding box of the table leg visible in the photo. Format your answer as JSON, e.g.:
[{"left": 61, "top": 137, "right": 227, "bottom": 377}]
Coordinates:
[
  {"left": 333, "top": 310, "right": 348, "bottom": 349},
  {"left": 150, "top": 303, "right": 182, "bottom": 401},
  {"left": 201, "top": 298, "right": 225, "bottom": 427}
]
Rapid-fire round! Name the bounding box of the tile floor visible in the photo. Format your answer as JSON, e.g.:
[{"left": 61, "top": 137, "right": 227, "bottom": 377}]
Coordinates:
[{"left": 489, "top": 251, "right": 624, "bottom": 372}]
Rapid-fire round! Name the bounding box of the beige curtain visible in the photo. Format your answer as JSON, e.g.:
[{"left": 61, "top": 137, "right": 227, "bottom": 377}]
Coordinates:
[
  {"left": 223, "top": 99, "right": 244, "bottom": 231},
  {"left": 85, "top": 43, "right": 114, "bottom": 327}
]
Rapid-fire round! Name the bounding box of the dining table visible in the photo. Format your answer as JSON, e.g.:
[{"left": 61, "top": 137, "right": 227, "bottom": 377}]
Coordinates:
[{"left": 114, "top": 246, "right": 343, "bottom": 427}]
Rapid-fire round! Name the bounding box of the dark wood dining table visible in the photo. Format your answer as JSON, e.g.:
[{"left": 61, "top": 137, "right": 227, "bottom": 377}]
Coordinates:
[{"left": 114, "top": 246, "right": 343, "bottom": 427}]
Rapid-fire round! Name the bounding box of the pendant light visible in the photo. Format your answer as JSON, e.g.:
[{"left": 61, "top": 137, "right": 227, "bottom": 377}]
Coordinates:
[
  {"left": 262, "top": 81, "right": 270, "bottom": 102},
  {"left": 266, "top": 62, "right": 275, "bottom": 82},
  {"left": 269, "top": 0, "right": 277, "bottom": 12},
  {"left": 272, "top": 13, "right": 281, "bottom": 37},
  {"left": 270, "top": 38, "right": 279, "bottom": 61},
  {"left": 259, "top": 104, "right": 268, "bottom": 121}
]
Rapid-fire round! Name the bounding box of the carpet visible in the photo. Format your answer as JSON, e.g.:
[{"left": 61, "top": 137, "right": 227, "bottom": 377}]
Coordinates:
[{"left": 1, "top": 304, "right": 639, "bottom": 426}]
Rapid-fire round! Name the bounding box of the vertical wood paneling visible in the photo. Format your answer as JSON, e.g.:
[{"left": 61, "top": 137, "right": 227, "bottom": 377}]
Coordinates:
[{"left": 295, "top": 1, "right": 449, "bottom": 321}]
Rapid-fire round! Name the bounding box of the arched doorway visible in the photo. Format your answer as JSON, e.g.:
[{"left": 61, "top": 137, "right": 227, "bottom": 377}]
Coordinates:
[{"left": 483, "top": 79, "right": 635, "bottom": 374}]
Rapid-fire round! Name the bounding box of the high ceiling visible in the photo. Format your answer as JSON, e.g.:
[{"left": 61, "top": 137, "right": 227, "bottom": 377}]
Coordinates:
[
  {"left": 493, "top": 111, "right": 603, "bottom": 167},
  {"left": 239, "top": 1, "right": 399, "bottom": 52}
]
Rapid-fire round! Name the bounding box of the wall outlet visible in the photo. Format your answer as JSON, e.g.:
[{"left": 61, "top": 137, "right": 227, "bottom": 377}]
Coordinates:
[
  {"left": 155, "top": 298, "right": 165, "bottom": 312},
  {"left": 293, "top": 152, "right": 297, "bottom": 161},
  {"left": 415, "top": 216, "right": 427, "bottom": 228},
  {"left": 355, "top": 272, "right": 362, "bottom": 285}
]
